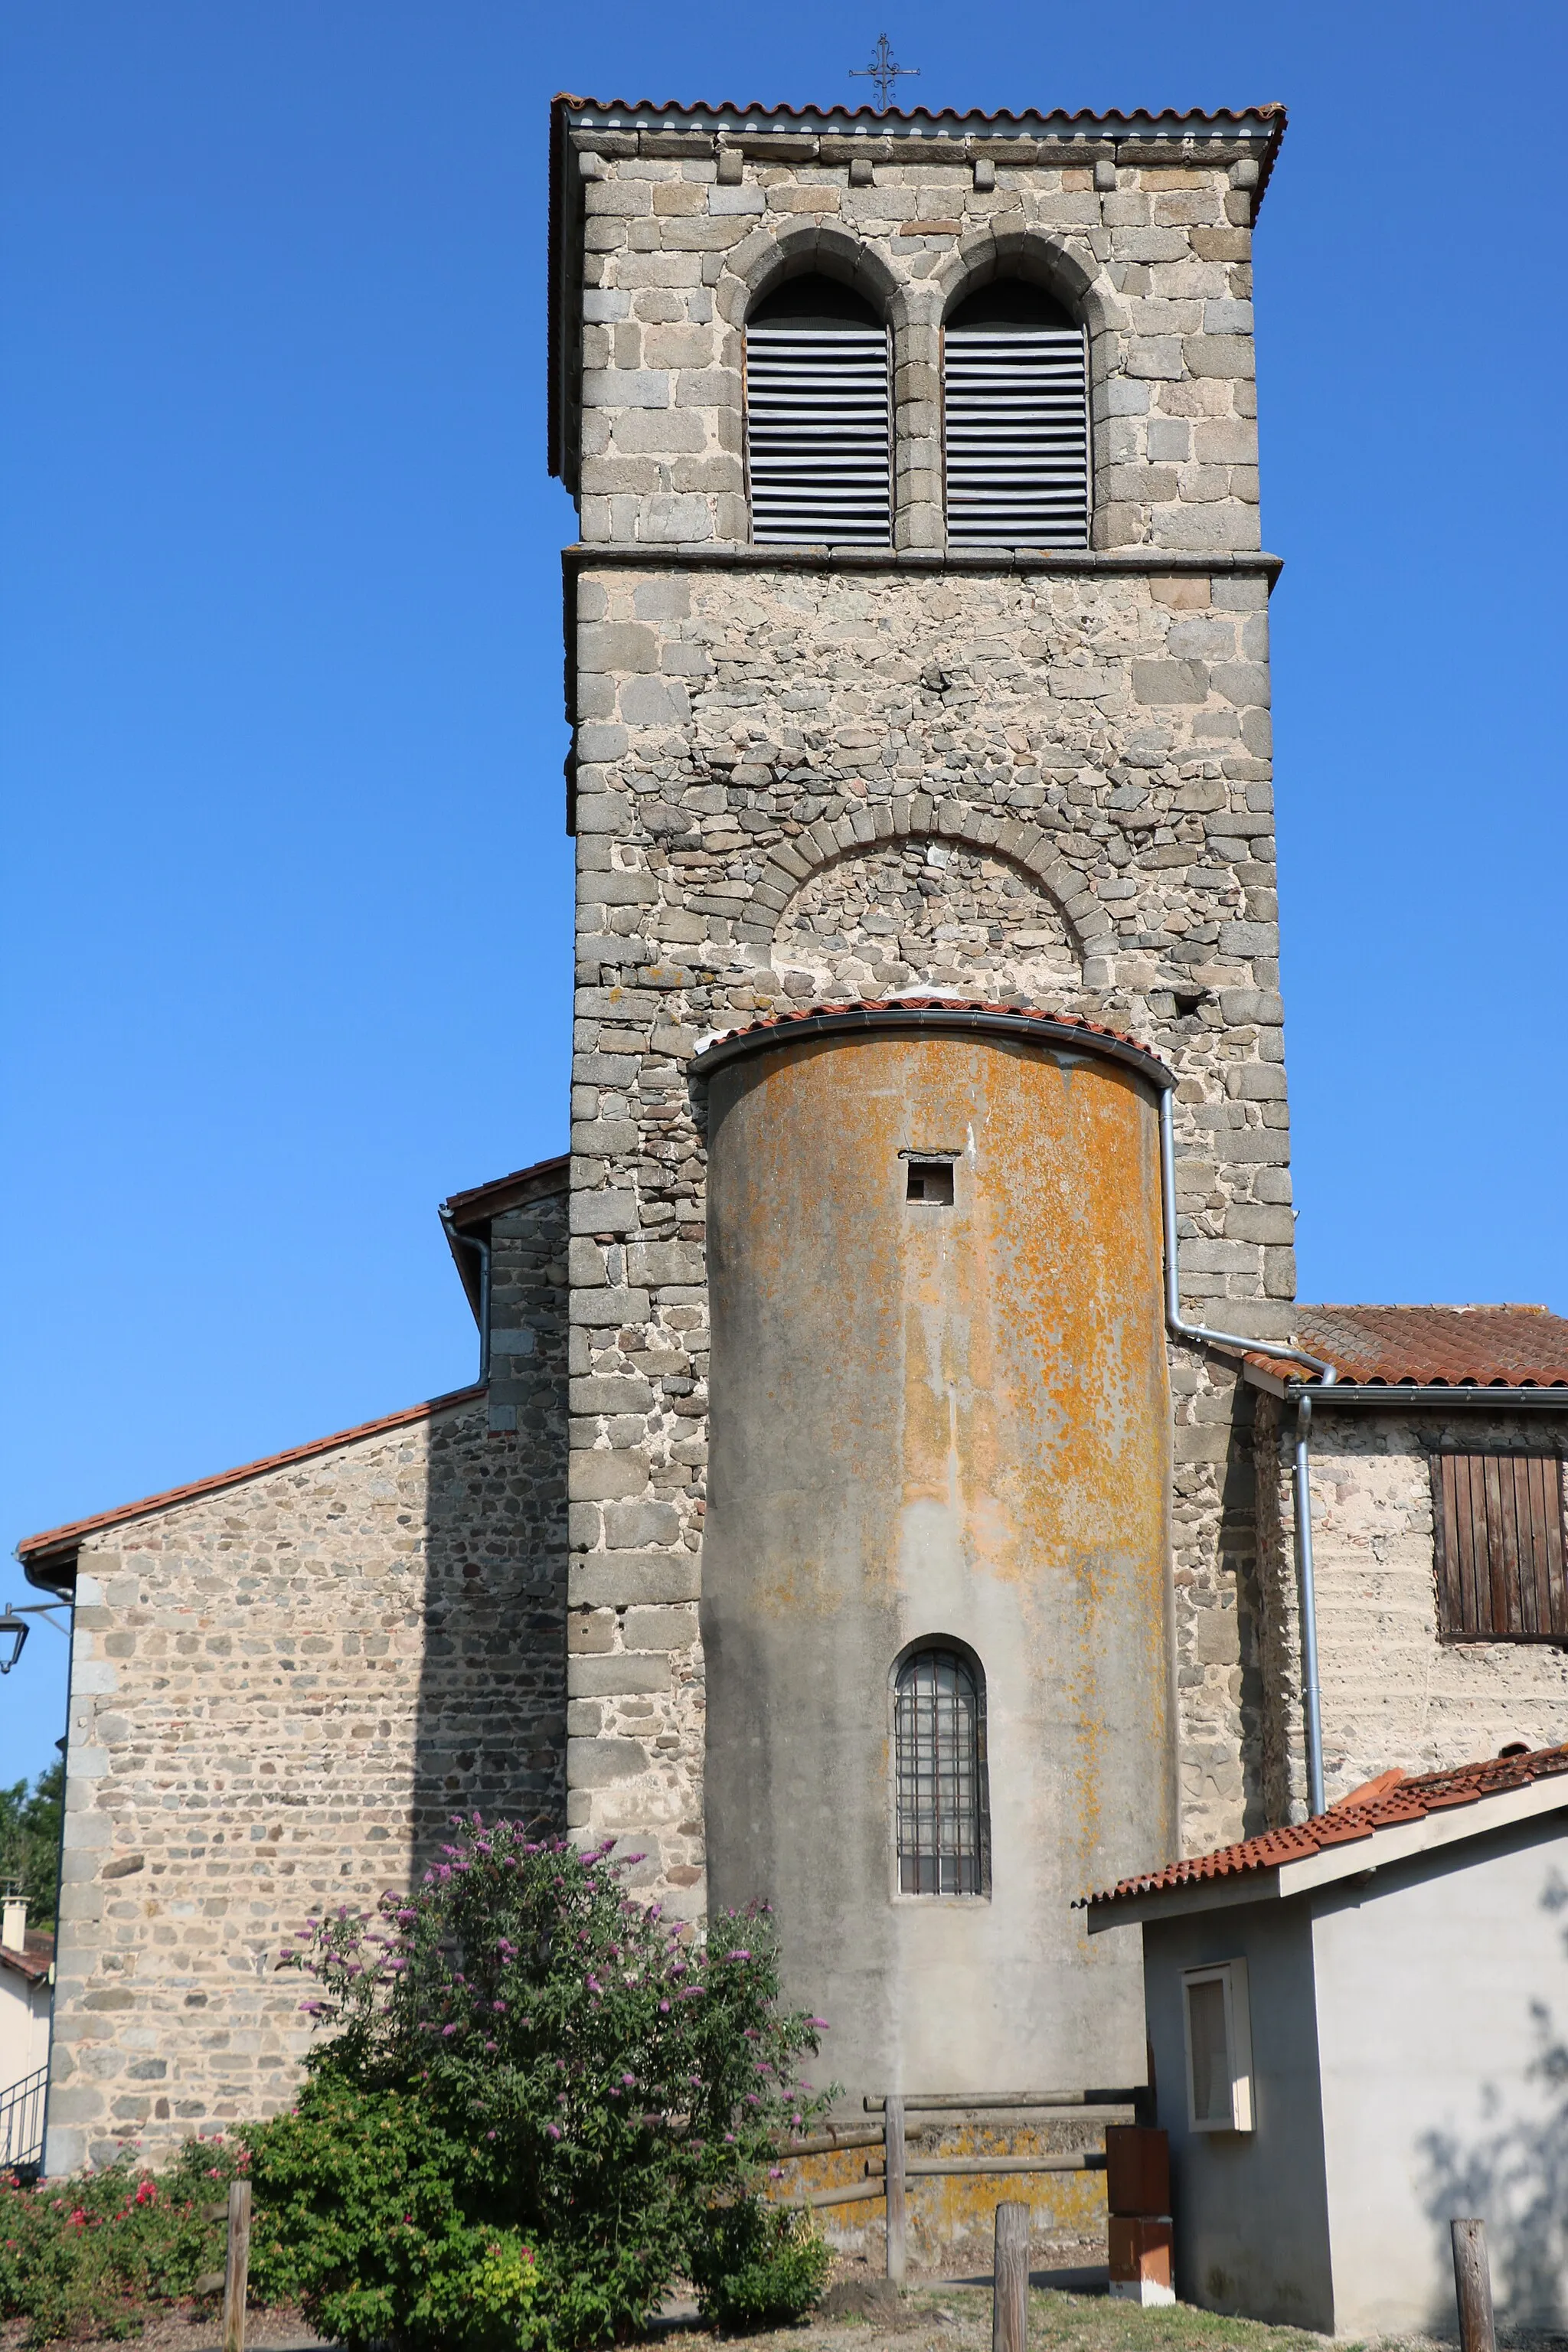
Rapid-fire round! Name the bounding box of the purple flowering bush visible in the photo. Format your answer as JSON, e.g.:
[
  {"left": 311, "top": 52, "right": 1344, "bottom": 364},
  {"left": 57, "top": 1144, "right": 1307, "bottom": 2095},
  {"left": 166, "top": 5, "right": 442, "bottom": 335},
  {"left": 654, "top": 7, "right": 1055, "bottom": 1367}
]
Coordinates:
[{"left": 263, "top": 1821, "right": 832, "bottom": 2347}]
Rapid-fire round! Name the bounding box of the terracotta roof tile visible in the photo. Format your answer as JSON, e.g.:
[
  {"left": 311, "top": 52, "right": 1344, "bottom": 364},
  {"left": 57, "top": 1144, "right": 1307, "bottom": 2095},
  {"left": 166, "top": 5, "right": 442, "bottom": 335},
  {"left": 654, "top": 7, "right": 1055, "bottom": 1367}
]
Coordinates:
[
  {"left": 0, "top": 1929, "right": 54, "bottom": 1988},
  {"left": 555, "top": 95, "right": 1285, "bottom": 135},
  {"left": 15, "top": 1387, "right": 486, "bottom": 1566},
  {"left": 1086, "top": 1743, "right": 1568, "bottom": 1911},
  {"left": 1270, "top": 1304, "right": 1568, "bottom": 1390}
]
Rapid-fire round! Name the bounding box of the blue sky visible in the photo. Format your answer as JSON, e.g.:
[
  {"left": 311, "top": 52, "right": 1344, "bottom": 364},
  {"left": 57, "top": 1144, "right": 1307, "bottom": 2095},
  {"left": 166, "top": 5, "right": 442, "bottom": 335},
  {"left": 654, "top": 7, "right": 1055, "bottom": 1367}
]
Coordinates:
[{"left": 3, "top": 0, "right": 1565, "bottom": 1780}]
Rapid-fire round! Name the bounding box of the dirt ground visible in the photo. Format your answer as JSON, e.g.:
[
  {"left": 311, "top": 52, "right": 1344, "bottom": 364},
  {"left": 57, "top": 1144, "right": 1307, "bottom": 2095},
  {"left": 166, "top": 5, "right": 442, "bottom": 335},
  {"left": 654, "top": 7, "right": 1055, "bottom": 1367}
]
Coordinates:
[{"left": 9, "top": 2266, "right": 1566, "bottom": 2352}]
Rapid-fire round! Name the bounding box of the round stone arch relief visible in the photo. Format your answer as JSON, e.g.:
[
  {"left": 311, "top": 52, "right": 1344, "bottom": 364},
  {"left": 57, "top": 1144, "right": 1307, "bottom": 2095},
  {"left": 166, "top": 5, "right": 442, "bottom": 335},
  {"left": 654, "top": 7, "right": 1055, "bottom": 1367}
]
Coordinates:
[{"left": 769, "top": 835, "right": 1084, "bottom": 1004}]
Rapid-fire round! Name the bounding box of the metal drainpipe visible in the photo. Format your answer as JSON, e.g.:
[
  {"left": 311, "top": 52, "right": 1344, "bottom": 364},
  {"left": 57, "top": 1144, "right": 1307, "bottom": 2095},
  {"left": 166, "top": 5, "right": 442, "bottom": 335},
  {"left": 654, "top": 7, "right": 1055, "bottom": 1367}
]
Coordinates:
[
  {"left": 441, "top": 1212, "right": 492, "bottom": 1387},
  {"left": 1157, "top": 1086, "right": 1337, "bottom": 1819}
]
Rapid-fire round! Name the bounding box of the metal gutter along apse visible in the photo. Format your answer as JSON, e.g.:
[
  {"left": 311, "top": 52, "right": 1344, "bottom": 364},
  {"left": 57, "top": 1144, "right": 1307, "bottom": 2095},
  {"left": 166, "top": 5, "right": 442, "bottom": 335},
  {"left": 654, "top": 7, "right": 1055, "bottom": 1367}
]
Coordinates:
[{"left": 1155, "top": 1086, "right": 1336, "bottom": 1819}]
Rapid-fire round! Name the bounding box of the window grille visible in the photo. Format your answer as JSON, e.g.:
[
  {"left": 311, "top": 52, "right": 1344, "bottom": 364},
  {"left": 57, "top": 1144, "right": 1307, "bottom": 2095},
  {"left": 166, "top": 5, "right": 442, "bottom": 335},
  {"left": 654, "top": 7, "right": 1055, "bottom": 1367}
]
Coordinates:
[
  {"left": 745, "top": 276, "right": 891, "bottom": 546},
  {"left": 1432, "top": 1449, "right": 1568, "bottom": 1641},
  {"left": 893, "top": 1647, "right": 988, "bottom": 1895},
  {"left": 943, "top": 280, "right": 1089, "bottom": 549}
]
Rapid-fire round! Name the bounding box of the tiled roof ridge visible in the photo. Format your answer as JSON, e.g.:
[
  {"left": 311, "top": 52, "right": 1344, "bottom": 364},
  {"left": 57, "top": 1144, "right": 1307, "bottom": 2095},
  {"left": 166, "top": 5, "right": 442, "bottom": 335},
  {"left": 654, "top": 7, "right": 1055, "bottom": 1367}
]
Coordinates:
[
  {"left": 554, "top": 94, "right": 1286, "bottom": 129},
  {"left": 1308, "top": 1302, "right": 1551, "bottom": 1315},
  {"left": 701, "top": 995, "right": 1171, "bottom": 1073},
  {"left": 15, "top": 1385, "right": 487, "bottom": 1564},
  {"left": 1086, "top": 1743, "right": 1568, "bottom": 1909}
]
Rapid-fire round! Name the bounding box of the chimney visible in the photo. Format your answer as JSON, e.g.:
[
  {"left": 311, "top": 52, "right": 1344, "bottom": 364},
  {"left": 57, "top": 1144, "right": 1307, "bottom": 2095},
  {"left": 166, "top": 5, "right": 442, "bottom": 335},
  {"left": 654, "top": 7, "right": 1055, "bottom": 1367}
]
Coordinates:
[{"left": 2, "top": 1896, "right": 27, "bottom": 1952}]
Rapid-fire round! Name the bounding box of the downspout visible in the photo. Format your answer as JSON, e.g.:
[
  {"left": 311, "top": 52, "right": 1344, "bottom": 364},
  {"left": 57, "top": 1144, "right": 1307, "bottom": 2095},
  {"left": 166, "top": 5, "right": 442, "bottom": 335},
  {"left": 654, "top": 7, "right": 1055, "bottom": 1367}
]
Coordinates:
[
  {"left": 440, "top": 1211, "right": 492, "bottom": 1387},
  {"left": 1156, "top": 1086, "right": 1336, "bottom": 1819}
]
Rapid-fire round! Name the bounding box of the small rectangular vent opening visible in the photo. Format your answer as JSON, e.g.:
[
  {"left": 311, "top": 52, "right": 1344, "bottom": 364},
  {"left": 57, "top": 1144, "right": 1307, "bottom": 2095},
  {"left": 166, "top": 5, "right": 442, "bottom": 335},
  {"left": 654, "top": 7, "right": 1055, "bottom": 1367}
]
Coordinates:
[{"left": 906, "top": 1158, "right": 956, "bottom": 1205}]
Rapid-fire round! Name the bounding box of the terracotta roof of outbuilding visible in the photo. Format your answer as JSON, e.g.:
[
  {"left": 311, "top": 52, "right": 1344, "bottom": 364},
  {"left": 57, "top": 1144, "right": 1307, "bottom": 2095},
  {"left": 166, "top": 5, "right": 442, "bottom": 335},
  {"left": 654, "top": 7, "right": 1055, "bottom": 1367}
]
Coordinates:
[
  {"left": 0, "top": 1929, "right": 54, "bottom": 1989},
  {"left": 1085, "top": 1744, "right": 1568, "bottom": 1913},
  {"left": 15, "top": 1387, "right": 485, "bottom": 1569},
  {"left": 694, "top": 998, "right": 1173, "bottom": 1088},
  {"left": 1257, "top": 1304, "right": 1568, "bottom": 1390}
]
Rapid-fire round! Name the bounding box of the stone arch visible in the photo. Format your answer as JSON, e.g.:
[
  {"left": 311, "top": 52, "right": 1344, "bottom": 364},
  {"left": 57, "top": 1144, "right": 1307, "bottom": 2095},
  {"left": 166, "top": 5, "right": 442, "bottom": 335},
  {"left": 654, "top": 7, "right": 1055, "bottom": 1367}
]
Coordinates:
[
  {"left": 930, "top": 220, "right": 1112, "bottom": 339},
  {"left": 719, "top": 220, "right": 902, "bottom": 330},
  {"left": 740, "top": 808, "right": 1114, "bottom": 1004}
]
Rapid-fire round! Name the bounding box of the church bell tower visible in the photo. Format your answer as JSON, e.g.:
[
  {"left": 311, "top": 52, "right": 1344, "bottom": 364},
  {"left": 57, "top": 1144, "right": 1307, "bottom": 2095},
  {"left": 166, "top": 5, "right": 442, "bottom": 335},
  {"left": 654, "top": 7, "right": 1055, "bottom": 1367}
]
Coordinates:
[{"left": 550, "top": 92, "right": 1291, "bottom": 2101}]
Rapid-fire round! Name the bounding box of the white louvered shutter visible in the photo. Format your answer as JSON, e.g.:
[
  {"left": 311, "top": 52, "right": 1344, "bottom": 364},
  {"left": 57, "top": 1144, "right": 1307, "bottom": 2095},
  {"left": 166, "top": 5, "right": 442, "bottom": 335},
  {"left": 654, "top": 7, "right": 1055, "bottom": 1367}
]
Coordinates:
[
  {"left": 943, "top": 322, "right": 1090, "bottom": 547},
  {"left": 745, "top": 319, "right": 891, "bottom": 545}
]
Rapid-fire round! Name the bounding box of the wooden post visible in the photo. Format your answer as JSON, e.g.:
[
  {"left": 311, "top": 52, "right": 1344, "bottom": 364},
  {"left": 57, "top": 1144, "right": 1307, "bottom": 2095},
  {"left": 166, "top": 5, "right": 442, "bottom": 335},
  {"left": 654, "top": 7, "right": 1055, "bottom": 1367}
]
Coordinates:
[
  {"left": 884, "top": 2095, "right": 906, "bottom": 2285},
  {"left": 1452, "top": 2219, "right": 1495, "bottom": 2352},
  {"left": 993, "top": 2200, "right": 1029, "bottom": 2352},
  {"left": 223, "top": 2179, "right": 252, "bottom": 2352}
]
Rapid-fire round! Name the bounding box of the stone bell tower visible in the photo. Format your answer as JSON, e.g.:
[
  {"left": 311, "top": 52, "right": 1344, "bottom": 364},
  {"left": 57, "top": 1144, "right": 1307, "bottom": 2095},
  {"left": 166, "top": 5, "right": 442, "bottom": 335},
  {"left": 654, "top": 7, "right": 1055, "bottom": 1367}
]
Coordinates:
[{"left": 549, "top": 93, "right": 1293, "bottom": 2094}]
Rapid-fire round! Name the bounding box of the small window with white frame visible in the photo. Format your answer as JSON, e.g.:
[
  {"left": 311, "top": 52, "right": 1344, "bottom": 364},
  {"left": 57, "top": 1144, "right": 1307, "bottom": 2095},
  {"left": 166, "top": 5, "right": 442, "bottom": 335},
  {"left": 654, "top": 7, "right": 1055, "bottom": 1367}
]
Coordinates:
[{"left": 1181, "top": 1959, "right": 1254, "bottom": 2132}]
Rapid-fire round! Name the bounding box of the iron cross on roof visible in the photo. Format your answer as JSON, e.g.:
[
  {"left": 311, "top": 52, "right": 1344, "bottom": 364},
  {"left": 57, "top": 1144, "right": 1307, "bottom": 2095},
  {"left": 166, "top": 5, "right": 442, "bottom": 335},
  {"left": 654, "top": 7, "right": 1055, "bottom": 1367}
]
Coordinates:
[{"left": 851, "top": 33, "right": 920, "bottom": 111}]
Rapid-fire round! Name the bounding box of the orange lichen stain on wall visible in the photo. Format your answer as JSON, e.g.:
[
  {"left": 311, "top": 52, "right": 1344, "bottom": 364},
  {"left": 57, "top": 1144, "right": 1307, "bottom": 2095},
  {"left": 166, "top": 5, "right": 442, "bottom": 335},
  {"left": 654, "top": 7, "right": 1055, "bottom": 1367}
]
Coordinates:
[{"left": 774, "top": 2116, "right": 1115, "bottom": 2260}]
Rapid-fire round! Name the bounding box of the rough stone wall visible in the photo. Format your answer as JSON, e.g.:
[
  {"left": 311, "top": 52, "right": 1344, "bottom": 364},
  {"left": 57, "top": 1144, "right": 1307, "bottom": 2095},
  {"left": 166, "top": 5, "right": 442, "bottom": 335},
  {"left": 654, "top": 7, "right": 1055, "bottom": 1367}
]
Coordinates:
[
  {"left": 774, "top": 838, "right": 1080, "bottom": 1000},
  {"left": 1254, "top": 1400, "right": 1568, "bottom": 1807},
  {"left": 47, "top": 1210, "right": 570, "bottom": 2172},
  {"left": 560, "top": 115, "right": 1295, "bottom": 1906}
]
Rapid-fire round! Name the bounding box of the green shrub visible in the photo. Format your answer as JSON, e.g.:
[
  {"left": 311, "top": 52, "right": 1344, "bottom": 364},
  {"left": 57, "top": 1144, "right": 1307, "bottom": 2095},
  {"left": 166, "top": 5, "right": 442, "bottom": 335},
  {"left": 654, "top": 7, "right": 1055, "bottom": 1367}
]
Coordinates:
[
  {"left": 275, "top": 1820, "right": 833, "bottom": 2346},
  {"left": 0, "top": 2141, "right": 234, "bottom": 2346},
  {"left": 247, "top": 2084, "right": 539, "bottom": 2351},
  {"left": 0, "top": 1824, "right": 833, "bottom": 2350},
  {"left": 688, "top": 2200, "right": 833, "bottom": 2331}
]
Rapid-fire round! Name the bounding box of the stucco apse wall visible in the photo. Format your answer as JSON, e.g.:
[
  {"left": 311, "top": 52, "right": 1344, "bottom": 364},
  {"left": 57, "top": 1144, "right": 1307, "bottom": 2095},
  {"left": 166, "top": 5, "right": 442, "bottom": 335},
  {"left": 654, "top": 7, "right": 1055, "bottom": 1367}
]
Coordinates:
[
  {"left": 1253, "top": 1401, "right": 1568, "bottom": 1811},
  {"left": 44, "top": 1187, "right": 569, "bottom": 2175},
  {"left": 701, "top": 1026, "right": 1173, "bottom": 2100}
]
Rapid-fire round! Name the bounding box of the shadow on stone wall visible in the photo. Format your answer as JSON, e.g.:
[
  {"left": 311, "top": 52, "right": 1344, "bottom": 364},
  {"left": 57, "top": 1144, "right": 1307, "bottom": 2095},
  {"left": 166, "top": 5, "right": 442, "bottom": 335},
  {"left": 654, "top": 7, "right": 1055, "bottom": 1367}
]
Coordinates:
[
  {"left": 1418, "top": 1872, "right": 1568, "bottom": 2330},
  {"left": 412, "top": 1402, "right": 568, "bottom": 1867}
]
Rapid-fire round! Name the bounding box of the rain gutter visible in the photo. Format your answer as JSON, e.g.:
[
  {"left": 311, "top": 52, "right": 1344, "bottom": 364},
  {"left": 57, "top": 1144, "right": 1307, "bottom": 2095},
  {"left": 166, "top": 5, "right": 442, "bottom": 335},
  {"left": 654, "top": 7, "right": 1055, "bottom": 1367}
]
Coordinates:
[{"left": 440, "top": 1209, "right": 492, "bottom": 1388}]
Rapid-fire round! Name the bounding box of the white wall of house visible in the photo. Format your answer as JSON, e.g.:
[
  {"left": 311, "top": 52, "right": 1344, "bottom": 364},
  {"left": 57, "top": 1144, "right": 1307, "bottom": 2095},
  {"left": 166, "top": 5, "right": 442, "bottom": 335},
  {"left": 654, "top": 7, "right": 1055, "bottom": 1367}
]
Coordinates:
[
  {"left": 1142, "top": 1900, "right": 1335, "bottom": 2331},
  {"left": 1137, "top": 1805, "right": 1568, "bottom": 2336},
  {"left": 1313, "top": 1811, "right": 1568, "bottom": 2336},
  {"left": 0, "top": 1969, "right": 52, "bottom": 2092}
]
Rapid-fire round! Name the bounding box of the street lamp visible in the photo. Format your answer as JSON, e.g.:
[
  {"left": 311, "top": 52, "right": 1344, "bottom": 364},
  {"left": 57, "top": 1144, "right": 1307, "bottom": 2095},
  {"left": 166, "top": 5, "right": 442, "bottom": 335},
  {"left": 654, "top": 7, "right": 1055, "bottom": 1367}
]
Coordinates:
[{"left": 0, "top": 1609, "right": 30, "bottom": 1675}]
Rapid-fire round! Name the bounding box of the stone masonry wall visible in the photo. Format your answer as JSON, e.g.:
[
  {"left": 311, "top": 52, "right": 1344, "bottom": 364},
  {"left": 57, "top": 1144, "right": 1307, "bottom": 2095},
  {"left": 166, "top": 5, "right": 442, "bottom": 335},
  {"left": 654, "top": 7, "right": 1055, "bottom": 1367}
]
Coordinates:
[
  {"left": 47, "top": 1212, "right": 569, "bottom": 2173},
  {"left": 559, "top": 111, "right": 1295, "bottom": 1906},
  {"left": 563, "top": 125, "right": 1267, "bottom": 555},
  {"left": 1253, "top": 1398, "right": 1568, "bottom": 1808}
]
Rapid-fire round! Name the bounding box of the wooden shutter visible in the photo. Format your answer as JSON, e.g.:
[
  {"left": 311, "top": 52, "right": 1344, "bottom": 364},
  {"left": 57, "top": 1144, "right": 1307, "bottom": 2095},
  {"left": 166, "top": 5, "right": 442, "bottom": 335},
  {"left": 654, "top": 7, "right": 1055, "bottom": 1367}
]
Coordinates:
[
  {"left": 745, "top": 321, "right": 891, "bottom": 545},
  {"left": 1431, "top": 1450, "right": 1568, "bottom": 1640},
  {"left": 943, "top": 321, "right": 1090, "bottom": 548}
]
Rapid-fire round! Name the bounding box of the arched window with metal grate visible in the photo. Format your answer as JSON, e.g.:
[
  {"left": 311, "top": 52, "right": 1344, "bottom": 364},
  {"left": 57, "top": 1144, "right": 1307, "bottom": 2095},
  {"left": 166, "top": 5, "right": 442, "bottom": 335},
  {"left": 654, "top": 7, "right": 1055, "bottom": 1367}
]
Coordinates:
[
  {"left": 893, "top": 1645, "right": 989, "bottom": 1896},
  {"left": 942, "top": 279, "right": 1090, "bottom": 548},
  {"left": 745, "top": 276, "right": 891, "bottom": 546}
]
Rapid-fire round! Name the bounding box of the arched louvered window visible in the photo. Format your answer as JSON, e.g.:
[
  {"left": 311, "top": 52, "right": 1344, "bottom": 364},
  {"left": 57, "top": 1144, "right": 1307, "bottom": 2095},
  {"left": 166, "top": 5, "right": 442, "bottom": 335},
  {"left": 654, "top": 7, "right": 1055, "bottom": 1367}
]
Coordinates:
[
  {"left": 745, "top": 276, "right": 891, "bottom": 546},
  {"left": 893, "top": 1646, "right": 989, "bottom": 1896},
  {"left": 943, "top": 279, "right": 1090, "bottom": 548}
]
